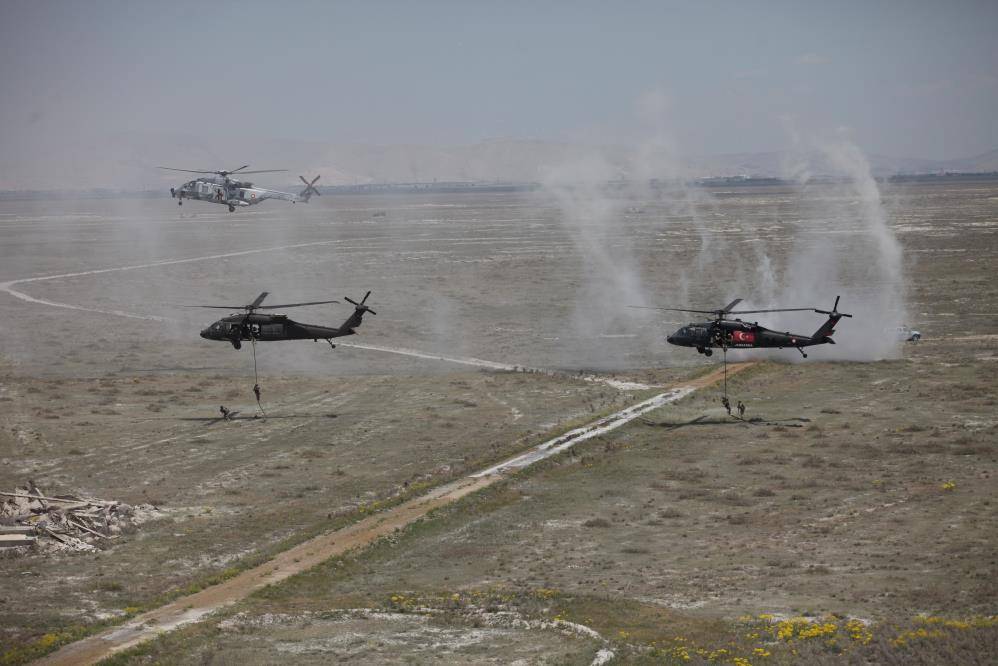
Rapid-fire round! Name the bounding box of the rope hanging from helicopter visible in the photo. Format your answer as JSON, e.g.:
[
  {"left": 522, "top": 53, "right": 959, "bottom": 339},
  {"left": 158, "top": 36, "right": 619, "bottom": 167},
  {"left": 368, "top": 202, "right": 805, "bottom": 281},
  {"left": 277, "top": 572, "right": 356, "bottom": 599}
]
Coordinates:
[
  {"left": 250, "top": 335, "right": 266, "bottom": 418},
  {"left": 723, "top": 344, "right": 728, "bottom": 400}
]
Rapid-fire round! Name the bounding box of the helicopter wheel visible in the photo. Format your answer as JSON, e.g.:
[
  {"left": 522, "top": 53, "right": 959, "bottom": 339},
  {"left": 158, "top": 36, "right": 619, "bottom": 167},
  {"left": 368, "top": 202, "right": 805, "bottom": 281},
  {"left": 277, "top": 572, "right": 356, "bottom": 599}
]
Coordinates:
[
  {"left": 228, "top": 205, "right": 235, "bottom": 212},
  {"left": 178, "top": 200, "right": 182, "bottom": 206},
  {"left": 704, "top": 348, "right": 713, "bottom": 357}
]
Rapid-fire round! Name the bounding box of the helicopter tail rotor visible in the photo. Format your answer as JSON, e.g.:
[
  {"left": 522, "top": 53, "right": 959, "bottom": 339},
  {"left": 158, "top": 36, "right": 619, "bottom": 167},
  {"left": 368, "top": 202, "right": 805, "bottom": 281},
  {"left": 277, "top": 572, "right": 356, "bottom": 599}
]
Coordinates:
[
  {"left": 814, "top": 295, "right": 852, "bottom": 318},
  {"left": 344, "top": 290, "right": 376, "bottom": 316},
  {"left": 811, "top": 295, "right": 852, "bottom": 343},
  {"left": 338, "top": 291, "right": 376, "bottom": 334},
  {"left": 298, "top": 175, "right": 321, "bottom": 202}
]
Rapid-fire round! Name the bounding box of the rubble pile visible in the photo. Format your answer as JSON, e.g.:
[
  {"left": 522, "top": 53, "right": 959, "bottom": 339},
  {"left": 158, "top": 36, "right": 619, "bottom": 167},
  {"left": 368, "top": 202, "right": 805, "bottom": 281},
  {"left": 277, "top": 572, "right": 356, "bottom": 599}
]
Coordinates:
[{"left": 0, "top": 482, "right": 153, "bottom": 553}]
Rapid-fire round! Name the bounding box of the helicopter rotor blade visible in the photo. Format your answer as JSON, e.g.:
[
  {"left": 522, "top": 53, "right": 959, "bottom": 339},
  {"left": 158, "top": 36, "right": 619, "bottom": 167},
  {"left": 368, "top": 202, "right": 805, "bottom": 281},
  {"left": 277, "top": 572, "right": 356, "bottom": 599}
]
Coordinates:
[
  {"left": 299, "top": 175, "right": 321, "bottom": 197},
  {"left": 814, "top": 295, "right": 853, "bottom": 317},
  {"left": 722, "top": 298, "right": 743, "bottom": 312},
  {"left": 726, "top": 308, "right": 816, "bottom": 314},
  {"left": 627, "top": 306, "right": 723, "bottom": 314},
  {"left": 345, "top": 291, "right": 376, "bottom": 315},
  {"left": 157, "top": 166, "right": 216, "bottom": 174},
  {"left": 234, "top": 169, "right": 289, "bottom": 175},
  {"left": 257, "top": 299, "right": 340, "bottom": 309},
  {"left": 248, "top": 292, "right": 269, "bottom": 309}
]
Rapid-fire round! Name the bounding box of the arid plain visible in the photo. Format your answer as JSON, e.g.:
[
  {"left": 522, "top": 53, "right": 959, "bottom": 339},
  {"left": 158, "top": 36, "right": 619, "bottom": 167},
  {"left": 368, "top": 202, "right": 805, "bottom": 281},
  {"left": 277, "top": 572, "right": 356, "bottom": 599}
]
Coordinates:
[{"left": 1, "top": 179, "right": 995, "bottom": 664}]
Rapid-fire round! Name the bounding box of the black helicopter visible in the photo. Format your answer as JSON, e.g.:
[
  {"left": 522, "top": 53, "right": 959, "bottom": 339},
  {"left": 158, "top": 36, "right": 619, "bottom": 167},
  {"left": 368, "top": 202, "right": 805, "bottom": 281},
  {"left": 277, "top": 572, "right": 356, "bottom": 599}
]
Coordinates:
[
  {"left": 638, "top": 296, "right": 851, "bottom": 358},
  {"left": 192, "top": 291, "right": 375, "bottom": 350}
]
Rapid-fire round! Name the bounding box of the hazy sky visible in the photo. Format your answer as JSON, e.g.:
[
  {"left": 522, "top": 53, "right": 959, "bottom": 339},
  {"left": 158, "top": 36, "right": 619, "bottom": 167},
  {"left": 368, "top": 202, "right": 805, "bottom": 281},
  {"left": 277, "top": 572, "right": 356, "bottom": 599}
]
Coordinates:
[{"left": 2, "top": 0, "right": 996, "bottom": 164}]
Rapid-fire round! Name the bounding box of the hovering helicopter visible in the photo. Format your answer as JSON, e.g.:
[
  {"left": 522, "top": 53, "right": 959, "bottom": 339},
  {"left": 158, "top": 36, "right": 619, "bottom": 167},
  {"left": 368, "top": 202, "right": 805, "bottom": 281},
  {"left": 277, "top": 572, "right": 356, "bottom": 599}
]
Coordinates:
[
  {"left": 635, "top": 296, "right": 852, "bottom": 358},
  {"left": 192, "top": 291, "right": 376, "bottom": 350},
  {"left": 159, "top": 165, "right": 321, "bottom": 212}
]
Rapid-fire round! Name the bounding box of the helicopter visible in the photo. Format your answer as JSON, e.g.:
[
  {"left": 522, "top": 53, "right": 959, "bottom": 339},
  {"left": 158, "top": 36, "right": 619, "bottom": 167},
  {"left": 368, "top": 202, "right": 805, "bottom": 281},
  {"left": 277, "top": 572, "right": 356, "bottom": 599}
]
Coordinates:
[
  {"left": 192, "top": 291, "right": 376, "bottom": 350},
  {"left": 158, "top": 165, "right": 321, "bottom": 212},
  {"left": 635, "top": 296, "right": 852, "bottom": 358}
]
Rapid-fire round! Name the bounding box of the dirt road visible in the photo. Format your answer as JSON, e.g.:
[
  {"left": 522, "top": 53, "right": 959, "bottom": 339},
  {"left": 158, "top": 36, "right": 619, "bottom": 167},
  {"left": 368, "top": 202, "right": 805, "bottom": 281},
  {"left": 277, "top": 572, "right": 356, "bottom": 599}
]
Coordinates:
[{"left": 37, "top": 362, "right": 752, "bottom": 665}]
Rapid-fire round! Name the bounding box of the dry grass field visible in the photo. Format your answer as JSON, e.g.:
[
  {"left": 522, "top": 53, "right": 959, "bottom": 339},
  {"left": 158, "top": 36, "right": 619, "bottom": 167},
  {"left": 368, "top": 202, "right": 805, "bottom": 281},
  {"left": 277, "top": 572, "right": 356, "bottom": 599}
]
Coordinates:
[{"left": 1, "top": 179, "right": 995, "bottom": 663}]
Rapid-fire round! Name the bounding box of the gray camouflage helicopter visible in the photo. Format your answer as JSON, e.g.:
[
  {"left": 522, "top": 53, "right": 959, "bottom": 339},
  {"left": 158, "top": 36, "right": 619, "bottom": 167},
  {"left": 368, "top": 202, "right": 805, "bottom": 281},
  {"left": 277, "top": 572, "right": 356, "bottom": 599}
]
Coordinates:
[{"left": 159, "top": 165, "right": 321, "bottom": 212}]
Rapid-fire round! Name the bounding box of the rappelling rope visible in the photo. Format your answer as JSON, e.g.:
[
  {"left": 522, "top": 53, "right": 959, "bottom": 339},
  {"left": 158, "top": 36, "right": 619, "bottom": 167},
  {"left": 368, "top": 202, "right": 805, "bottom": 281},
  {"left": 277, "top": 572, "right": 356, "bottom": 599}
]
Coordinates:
[
  {"left": 723, "top": 346, "right": 728, "bottom": 399},
  {"left": 721, "top": 345, "right": 734, "bottom": 418},
  {"left": 250, "top": 336, "right": 266, "bottom": 418}
]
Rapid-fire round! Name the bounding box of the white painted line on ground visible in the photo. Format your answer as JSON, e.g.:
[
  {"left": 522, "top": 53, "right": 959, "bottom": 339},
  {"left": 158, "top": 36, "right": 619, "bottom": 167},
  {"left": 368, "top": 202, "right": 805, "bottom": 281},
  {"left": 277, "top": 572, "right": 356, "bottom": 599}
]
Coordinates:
[
  {"left": 473, "top": 387, "right": 693, "bottom": 478},
  {"left": 336, "top": 342, "right": 538, "bottom": 371},
  {"left": 0, "top": 239, "right": 350, "bottom": 319},
  {"left": 337, "top": 342, "right": 656, "bottom": 390}
]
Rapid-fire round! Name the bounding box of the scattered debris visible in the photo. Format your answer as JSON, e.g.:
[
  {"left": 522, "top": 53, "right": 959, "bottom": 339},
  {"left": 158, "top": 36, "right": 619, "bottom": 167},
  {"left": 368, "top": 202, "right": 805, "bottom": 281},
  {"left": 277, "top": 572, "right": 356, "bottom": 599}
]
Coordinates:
[{"left": 0, "top": 482, "right": 160, "bottom": 554}]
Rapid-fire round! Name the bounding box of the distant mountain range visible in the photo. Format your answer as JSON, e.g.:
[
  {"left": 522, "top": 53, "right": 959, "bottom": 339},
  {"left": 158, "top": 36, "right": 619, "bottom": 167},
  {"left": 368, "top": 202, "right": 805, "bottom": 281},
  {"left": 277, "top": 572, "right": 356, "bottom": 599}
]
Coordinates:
[
  {"left": 686, "top": 148, "right": 998, "bottom": 179},
  {"left": 1, "top": 132, "right": 995, "bottom": 191}
]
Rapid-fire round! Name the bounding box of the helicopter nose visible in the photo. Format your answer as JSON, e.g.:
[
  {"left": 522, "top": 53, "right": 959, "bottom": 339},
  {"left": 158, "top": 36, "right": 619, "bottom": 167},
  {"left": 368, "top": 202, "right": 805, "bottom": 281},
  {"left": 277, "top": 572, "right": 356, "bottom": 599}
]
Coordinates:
[
  {"left": 200, "top": 329, "right": 209, "bottom": 339},
  {"left": 666, "top": 335, "right": 675, "bottom": 344}
]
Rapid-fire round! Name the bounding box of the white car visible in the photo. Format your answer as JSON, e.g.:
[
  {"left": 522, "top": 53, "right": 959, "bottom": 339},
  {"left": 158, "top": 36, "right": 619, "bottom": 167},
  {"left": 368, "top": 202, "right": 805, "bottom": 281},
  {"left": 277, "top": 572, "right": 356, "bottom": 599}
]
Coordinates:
[{"left": 892, "top": 325, "right": 921, "bottom": 342}]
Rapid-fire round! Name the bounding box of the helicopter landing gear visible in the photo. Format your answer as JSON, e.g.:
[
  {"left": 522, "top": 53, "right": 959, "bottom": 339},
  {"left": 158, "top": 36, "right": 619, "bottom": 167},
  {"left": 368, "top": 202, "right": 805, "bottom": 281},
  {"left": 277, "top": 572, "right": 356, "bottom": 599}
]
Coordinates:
[
  {"left": 228, "top": 204, "right": 235, "bottom": 212},
  {"left": 178, "top": 200, "right": 182, "bottom": 206},
  {"left": 796, "top": 347, "right": 807, "bottom": 358},
  {"left": 704, "top": 348, "right": 713, "bottom": 357},
  {"left": 230, "top": 339, "right": 241, "bottom": 350},
  {"left": 326, "top": 339, "right": 336, "bottom": 350}
]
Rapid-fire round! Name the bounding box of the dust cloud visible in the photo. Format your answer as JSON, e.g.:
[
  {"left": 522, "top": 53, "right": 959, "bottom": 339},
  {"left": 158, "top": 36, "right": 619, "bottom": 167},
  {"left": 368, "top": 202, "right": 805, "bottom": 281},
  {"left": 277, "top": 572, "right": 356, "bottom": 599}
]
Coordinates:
[
  {"left": 537, "top": 96, "right": 908, "bottom": 366},
  {"left": 741, "top": 134, "right": 908, "bottom": 361}
]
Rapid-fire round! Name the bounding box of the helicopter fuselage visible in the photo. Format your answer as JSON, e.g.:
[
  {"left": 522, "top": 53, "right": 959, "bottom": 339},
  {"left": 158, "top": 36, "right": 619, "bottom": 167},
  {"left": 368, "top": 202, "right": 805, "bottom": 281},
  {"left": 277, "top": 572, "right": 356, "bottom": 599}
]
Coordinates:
[
  {"left": 200, "top": 313, "right": 349, "bottom": 350},
  {"left": 197, "top": 290, "right": 374, "bottom": 350},
  {"left": 667, "top": 317, "right": 837, "bottom": 358},
  {"left": 171, "top": 176, "right": 301, "bottom": 211}
]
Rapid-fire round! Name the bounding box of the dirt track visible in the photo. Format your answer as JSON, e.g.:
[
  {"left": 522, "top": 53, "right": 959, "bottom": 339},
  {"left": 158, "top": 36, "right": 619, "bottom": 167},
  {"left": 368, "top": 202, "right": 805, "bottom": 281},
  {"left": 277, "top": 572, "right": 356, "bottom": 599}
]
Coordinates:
[{"left": 37, "top": 362, "right": 751, "bottom": 666}]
